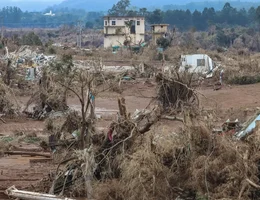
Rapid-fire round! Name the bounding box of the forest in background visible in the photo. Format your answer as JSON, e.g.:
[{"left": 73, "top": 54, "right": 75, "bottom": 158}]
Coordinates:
[{"left": 1, "top": 1, "right": 260, "bottom": 31}]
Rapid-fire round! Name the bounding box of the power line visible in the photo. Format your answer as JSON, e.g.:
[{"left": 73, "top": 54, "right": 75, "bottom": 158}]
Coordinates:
[{"left": 0, "top": 16, "right": 4, "bottom": 38}]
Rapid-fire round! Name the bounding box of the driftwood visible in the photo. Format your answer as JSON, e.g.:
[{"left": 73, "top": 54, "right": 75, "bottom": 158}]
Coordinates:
[
  {"left": 4, "top": 151, "right": 51, "bottom": 158},
  {"left": 30, "top": 158, "right": 53, "bottom": 164},
  {"left": 0, "top": 117, "right": 6, "bottom": 123},
  {"left": 161, "top": 115, "right": 184, "bottom": 122},
  {"left": 5, "top": 185, "right": 75, "bottom": 200}
]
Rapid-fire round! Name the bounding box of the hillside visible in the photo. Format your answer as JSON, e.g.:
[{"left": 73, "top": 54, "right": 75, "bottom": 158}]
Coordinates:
[
  {"left": 55, "top": 0, "right": 260, "bottom": 11},
  {"left": 1, "top": 0, "right": 260, "bottom": 11}
]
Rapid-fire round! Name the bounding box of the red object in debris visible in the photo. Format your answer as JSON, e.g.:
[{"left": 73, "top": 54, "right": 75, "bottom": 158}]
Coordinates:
[
  {"left": 221, "top": 129, "right": 236, "bottom": 136},
  {"left": 107, "top": 129, "right": 113, "bottom": 141}
]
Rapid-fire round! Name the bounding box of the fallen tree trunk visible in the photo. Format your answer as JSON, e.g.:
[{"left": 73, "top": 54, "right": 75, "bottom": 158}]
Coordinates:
[
  {"left": 5, "top": 185, "right": 75, "bottom": 200},
  {"left": 4, "top": 151, "right": 51, "bottom": 158}
]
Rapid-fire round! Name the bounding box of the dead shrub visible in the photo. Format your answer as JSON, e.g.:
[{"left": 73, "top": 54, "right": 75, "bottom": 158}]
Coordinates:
[{"left": 156, "top": 73, "right": 199, "bottom": 112}]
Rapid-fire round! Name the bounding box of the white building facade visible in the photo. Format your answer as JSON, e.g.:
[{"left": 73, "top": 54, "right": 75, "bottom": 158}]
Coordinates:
[{"left": 103, "top": 16, "right": 145, "bottom": 48}]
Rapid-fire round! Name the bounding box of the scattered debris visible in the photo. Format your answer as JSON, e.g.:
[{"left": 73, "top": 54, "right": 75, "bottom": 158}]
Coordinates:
[
  {"left": 4, "top": 151, "right": 51, "bottom": 158},
  {"left": 236, "top": 112, "right": 260, "bottom": 139},
  {"left": 6, "top": 185, "right": 75, "bottom": 200},
  {"left": 156, "top": 73, "right": 199, "bottom": 111}
]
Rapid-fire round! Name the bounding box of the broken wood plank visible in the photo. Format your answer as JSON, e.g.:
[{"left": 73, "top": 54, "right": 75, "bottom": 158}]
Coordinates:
[
  {"left": 4, "top": 151, "right": 51, "bottom": 158},
  {"left": 13, "top": 146, "right": 43, "bottom": 152},
  {"left": 5, "top": 185, "right": 76, "bottom": 200},
  {"left": 30, "top": 158, "right": 53, "bottom": 164},
  {"left": 0, "top": 118, "right": 6, "bottom": 124},
  {"left": 0, "top": 178, "right": 40, "bottom": 181}
]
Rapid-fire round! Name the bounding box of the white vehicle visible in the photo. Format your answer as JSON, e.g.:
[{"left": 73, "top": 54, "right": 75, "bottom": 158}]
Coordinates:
[{"left": 179, "top": 54, "right": 217, "bottom": 78}]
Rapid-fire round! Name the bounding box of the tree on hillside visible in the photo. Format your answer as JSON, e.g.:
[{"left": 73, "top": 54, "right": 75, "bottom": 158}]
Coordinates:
[
  {"left": 256, "top": 6, "right": 260, "bottom": 25},
  {"left": 192, "top": 10, "right": 204, "bottom": 30},
  {"left": 147, "top": 9, "right": 163, "bottom": 24},
  {"left": 21, "top": 32, "right": 42, "bottom": 46},
  {"left": 248, "top": 7, "right": 256, "bottom": 22},
  {"left": 108, "top": 0, "right": 130, "bottom": 16}
]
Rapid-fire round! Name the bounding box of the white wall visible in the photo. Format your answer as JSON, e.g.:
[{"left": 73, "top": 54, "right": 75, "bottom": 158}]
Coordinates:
[{"left": 180, "top": 54, "right": 214, "bottom": 74}]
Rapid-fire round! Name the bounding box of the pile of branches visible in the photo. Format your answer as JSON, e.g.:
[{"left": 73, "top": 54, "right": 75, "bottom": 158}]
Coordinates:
[
  {"left": 94, "top": 123, "right": 260, "bottom": 200},
  {"left": 0, "top": 80, "right": 19, "bottom": 116},
  {"left": 24, "top": 68, "right": 68, "bottom": 119},
  {"left": 36, "top": 92, "right": 260, "bottom": 200},
  {"left": 41, "top": 97, "right": 160, "bottom": 198},
  {"left": 156, "top": 73, "right": 199, "bottom": 112}
]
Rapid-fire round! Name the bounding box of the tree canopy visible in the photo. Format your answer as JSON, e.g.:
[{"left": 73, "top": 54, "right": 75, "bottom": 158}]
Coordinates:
[{"left": 0, "top": 2, "right": 260, "bottom": 31}]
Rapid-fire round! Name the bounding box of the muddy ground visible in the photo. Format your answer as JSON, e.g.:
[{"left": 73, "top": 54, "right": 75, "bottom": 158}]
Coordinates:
[{"left": 0, "top": 80, "right": 260, "bottom": 199}]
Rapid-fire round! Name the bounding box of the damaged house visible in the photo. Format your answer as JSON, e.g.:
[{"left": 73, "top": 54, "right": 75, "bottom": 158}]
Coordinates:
[
  {"left": 179, "top": 54, "right": 217, "bottom": 77},
  {"left": 103, "top": 16, "right": 145, "bottom": 48}
]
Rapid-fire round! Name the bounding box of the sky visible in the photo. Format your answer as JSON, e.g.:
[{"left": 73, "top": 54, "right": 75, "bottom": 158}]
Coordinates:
[
  {"left": 2, "top": 0, "right": 260, "bottom": 12},
  {"left": 10, "top": 0, "right": 63, "bottom": 2}
]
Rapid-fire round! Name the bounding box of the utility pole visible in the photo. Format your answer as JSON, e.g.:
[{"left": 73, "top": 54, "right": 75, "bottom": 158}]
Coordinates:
[
  {"left": 77, "top": 20, "right": 83, "bottom": 48},
  {"left": 0, "top": 16, "right": 4, "bottom": 39}
]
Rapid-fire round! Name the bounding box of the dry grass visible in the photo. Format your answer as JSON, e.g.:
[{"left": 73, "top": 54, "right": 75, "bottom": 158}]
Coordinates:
[{"left": 91, "top": 120, "right": 260, "bottom": 200}]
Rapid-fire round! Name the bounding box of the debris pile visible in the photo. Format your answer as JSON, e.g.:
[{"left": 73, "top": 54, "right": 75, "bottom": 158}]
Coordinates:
[
  {"left": 0, "top": 81, "right": 19, "bottom": 116},
  {"left": 156, "top": 73, "right": 199, "bottom": 111},
  {"left": 2, "top": 46, "right": 56, "bottom": 84}
]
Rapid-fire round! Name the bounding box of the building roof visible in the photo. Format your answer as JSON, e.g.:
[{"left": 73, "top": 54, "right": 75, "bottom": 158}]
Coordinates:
[
  {"left": 151, "top": 24, "right": 169, "bottom": 26},
  {"left": 104, "top": 16, "right": 145, "bottom": 19}
]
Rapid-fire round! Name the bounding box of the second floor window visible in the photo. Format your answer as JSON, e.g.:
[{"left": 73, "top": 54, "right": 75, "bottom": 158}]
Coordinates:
[
  {"left": 112, "top": 21, "right": 116, "bottom": 25},
  {"left": 137, "top": 21, "right": 140, "bottom": 25}
]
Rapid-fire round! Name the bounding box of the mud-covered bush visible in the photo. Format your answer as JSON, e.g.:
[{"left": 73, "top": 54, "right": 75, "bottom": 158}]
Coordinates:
[{"left": 229, "top": 75, "right": 260, "bottom": 85}]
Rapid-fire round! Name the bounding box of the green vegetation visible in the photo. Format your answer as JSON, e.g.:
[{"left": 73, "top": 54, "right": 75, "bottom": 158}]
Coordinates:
[
  {"left": 21, "top": 32, "right": 42, "bottom": 46},
  {"left": 0, "top": 6, "right": 103, "bottom": 28},
  {"left": 22, "top": 136, "right": 41, "bottom": 144},
  {"left": 1, "top": 136, "right": 14, "bottom": 143},
  {"left": 229, "top": 75, "right": 260, "bottom": 85},
  {"left": 0, "top": 1, "right": 260, "bottom": 32}
]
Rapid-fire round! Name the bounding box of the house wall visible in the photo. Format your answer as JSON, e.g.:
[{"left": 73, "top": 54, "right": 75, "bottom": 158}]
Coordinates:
[
  {"left": 151, "top": 25, "right": 168, "bottom": 45},
  {"left": 103, "top": 16, "right": 145, "bottom": 48},
  {"left": 152, "top": 34, "right": 162, "bottom": 45},
  {"left": 152, "top": 25, "right": 168, "bottom": 33},
  {"left": 179, "top": 54, "right": 214, "bottom": 73},
  {"left": 104, "top": 34, "right": 145, "bottom": 47}
]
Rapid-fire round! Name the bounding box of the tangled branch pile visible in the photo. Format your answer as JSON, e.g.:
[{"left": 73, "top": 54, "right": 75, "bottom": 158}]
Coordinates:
[
  {"left": 156, "top": 73, "right": 199, "bottom": 112},
  {"left": 93, "top": 123, "right": 260, "bottom": 200},
  {"left": 35, "top": 71, "right": 260, "bottom": 200},
  {"left": 0, "top": 81, "right": 19, "bottom": 116}
]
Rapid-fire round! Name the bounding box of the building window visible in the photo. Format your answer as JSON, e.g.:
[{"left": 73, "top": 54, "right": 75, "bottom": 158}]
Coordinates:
[
  {"left": 161, "top": 25, "right": 163, "bottom": 28},
  {"left": 105, "top": 21, "right": 107, "bottom": 26},
  {"left": 112, "top": 21, "right": 116, "bottom": 25},
  {"left": 197, "top": 59, "right": 205, "bottom": 66},
  {"left": 137, "top": 21, "right": 140, "bottom": 25}
]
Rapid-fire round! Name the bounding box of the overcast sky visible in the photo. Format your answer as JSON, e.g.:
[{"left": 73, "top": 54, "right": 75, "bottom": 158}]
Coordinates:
[{"left": 10, "top": 0, "right": 63, "bottom": 2}]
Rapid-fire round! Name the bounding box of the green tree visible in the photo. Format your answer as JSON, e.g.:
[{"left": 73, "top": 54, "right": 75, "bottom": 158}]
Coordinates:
[
  {"left": 216, "top": 30, "right": 230, "bottom": 47},
  {"left": 156, "top": 37, "right": 171, "bottom": 49},
  {"left": 248, "top": 7, "right": 256, "bottom": 22},
  {"left": 85, "top": 21, "right": 94, "bottom": 29},
  {"left": 108, "top": 0, "right": 130, "bottom": 16},
  {"left": 192, "top": 10, "right": 203, "bottom": 30},
  {"left": 21, "top": 32, "right": 42, "bottom": 46},
  {"left": 256, "top": 6, "right": 260, "bottom": 24},
  {"left": 147, "top": 9, "right": 163, "bottom": 24}
]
